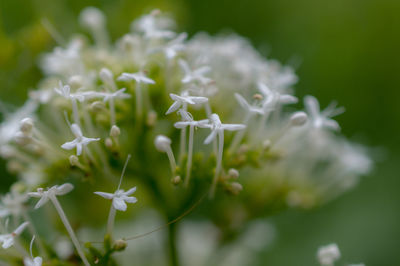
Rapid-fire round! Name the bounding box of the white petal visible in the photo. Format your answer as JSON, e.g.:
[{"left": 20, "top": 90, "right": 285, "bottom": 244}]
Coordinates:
[
  {"left": 222, "top": 124, "right": 246, "bottom": 131},
  {"left": 34, "top": 196, "right": 49, "bottom": 209},
  {"left": 76, "top": 143, "right": 83, "bottom": 156},
  {"left": 2, "top": 237, "right": 14, "bottom": 249},
  {"left": 56, "top": 183, "right": 74, "bottom": 195},
  {"left": 112, "top": 197, "right": 127, "bottom": 211},
  {"left": 140, "top": 76, "right": 155, "bottom": 84},
  {"left": 234, "top": 93, "right": 249, "bottom": 109},
  {"left": 124, "top": 187, "right": 137, "bottom": 196},
  {"left": 279, "top": 95, "right": 298, "bottom": 104},
  {"left": 324, "top": 119, "right": 340, "bottom": 131},
  {"left": 304, "top": 95, "right": 320, "bottom": 117},
  {"left": 70, "top": 124, "right": 82, "bottom": 138},
  {"left": 123, "top": 196, "right": 137, "bottom": 204},
  {"left": 34, "top": 257, "right": 43, "bottom": 266},
  {"left": 94, "top": 191, "right": 114, "bottom": 199},
  {"left": 174, "top": 122, "right": 190, "bottom": 129},
  {"left": 14, "top": 222, "right": 29, "bottom": 235},
  {"left": 204, "top": 130, "right": 217, "bottom": 145},
  {"left": 61, "top": 139, "right": 78, "bottom": 150},
  {"left": 27, "top": 192, "right": 43, "bottom": 198},
  {"left": 166, "top": 101, "right": 181, "bottom": 115},
  {"left": 190, "top": 96, "right": 208, "bottom": 104}
]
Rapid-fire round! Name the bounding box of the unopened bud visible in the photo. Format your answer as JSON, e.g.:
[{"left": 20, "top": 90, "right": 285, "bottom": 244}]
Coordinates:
[
  {"left": 146, "top": 110, "right": 157, "bottom": 127},
  {"left": 80, "top": 7, "right": 105, "bottom": 29},
  {"left": 105, "top": 138, "right": 113, "bottom": 149},
  {"left": 69, "top": 155, "right": 79, "bottom": 166},
  {"left": 110, "top": 125, "right": 121, "bottom": 138},
  {"left": 290, "top": 111, "right": 308, "bottom": 126},
  {"left": 154, "top": 135, "right": 172, "bottom": 152},
  {"left": 91, "top": 101, "right": 106, "bottom": 112},
  {"left": 20, "top": 118, "right": 34, "bottom": 134},
  {"left": 100, "top": 68, "right": 114, "bottom": 85},
  {"left": 171, "top": 176, "right": 181, "bottom": 185},
  {"left": 228, "top": 168, "right": 239, "bottom": 179},
  {"left": 113, "top": 239, "right": 127, "bottom": 251},
  {"left": 228, "top": 182, "right": 243, "bottom": 195},
  {"left": 68, "top": 75, "right": 84, "bottom": 89},
  {"left": 262, "top": 139, "right": 271, "bottom": 150}
]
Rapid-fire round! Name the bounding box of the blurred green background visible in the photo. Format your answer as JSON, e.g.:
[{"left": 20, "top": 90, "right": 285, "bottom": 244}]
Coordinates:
[{"left": 0, "top": 0, "right": 399, "bottom": 265}]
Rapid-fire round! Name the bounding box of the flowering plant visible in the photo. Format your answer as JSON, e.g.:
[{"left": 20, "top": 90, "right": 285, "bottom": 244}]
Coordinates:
[{"left": 0, "top": 7, "right": 371, "bottom": 266}]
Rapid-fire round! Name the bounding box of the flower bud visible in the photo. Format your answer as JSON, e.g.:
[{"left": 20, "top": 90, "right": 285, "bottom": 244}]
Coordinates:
[
  {"left": 14, "top": 131, "right": 32, "bottom": 146},
  {"left": 110, "top": 125, "right": 121, "bottom": 138},
  {"left": 68, "top": 75, "right": 84, "bottom": 89},
  {"left": 154, "top": 135, "right": 172, "bottom": 152},
  {"left": 100, "top": 68, "right": 114, "bottom": 85},
  {"left": 146, "top": 110, "right": 158, "bottom": 127},
  {"left": 80, "top": 7, "right": 105, "bottom": 30},
  {"left": 290, "top": 111, "right": 308, "bottom": 126},
  {"left": 227, "top": 182, "right": 243, "bottom": 195},
  {"left": 228, "top": 168, "right": 239, "bottom": 179},
  {"left": 113, "top": 239, "right": 127, "bottom": 251},
  {"left": 171, "top": 175, "right": 181, "bottom": 185},
  {"left": 105, "top": 138, "right": 113, "bottom": 149},
  {"left": 20, "top": 118, "right": 34, "bottom": 134},
  {"left": 90, "top": 101, "right": 106, "bottom": 112},
  {"left": 317, "top": 243, "right": 341, "bottom": 266},
  {"left": 69, "top": 155, "right": 79, "bottom": 166}
]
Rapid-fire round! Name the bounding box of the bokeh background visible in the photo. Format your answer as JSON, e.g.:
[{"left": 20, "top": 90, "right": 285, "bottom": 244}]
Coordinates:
[{"left": 0, "top": 0, "right": 399, "bottom": 265}]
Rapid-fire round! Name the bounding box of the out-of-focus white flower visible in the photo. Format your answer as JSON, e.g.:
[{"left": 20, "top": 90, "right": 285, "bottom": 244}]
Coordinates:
[
  {"left": 166, "top": 92, "right": 208, "bottom": 115},
  {"left": 0, "top": 188, "right": 29, "bottom": 218},
  {"left": 0, "top": 221, "right": 29, "bottom": 249},
  {"left": 317, "top": 243, "right": 341, "bottom": 266},
  {"left": 54, "top": 81, "right": 85, "bottom": 102},
  {"left": 95, "top": 187, "right": 137, "bottom": 212},
  {"left": 163, "top": 33, "right": 187, "bottom": 59},
  {"left": 179, "top": 59, "right": 212, "bottom": 85},
  {"left": 24, "top": 235, "right": 43, "bottom": 266},
  {"left": 133, "top": 10, "right": 176, "bottom": 39},
  {"left": 28, "top": 183, "right": 74, "bottom": 209},
  {"left": 61, "top": 124, "right": 100, "bottom": 156},
  {"left": 257, "top": 82, "right": 298, "bottom": 110},
  {"left": 117, "top": 72, "right": 156, "bottom": 84},
  {"left": 234, "top": 93, "right": 266, "bottom": 115},
  {"left": 305, "top": 95, "right": 344, "bottom": 131},
  {"left": 99, "top": 88, "right": 131, "bottom": 102}
]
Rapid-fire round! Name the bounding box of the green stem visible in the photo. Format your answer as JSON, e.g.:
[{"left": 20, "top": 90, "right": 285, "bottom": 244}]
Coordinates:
[{"left": 167, "top": 222, "right": 179, "bottom": 266}]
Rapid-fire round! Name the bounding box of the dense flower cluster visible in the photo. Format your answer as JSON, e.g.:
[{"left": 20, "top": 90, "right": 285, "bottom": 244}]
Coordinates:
[{"left": 0, "top": 7, "right": 371, "bottom": 265}]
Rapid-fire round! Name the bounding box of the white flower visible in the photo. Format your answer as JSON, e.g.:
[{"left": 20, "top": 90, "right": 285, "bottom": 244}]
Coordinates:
[
  {"left": 54, "top": 81, "right": 85, "bottom": 102},
  {"left": 117, "top": 72, "right": 156, "bottom": 85},
  {"left": 23, "top": 257, "right": 42, "bottom": 266},
  {"left": 100, "top": 88, "right": 131, "bottom": 102},
  {"left": 0, "top": 188, "right": 29, "bottom": 217},
  {"left": 234, "top": 93, "right": 266, "bottom": 115},
  {"left": 304, "top": 95, "right": 345, "bottom": 131},
  {"left": 257, "top": 82, "right": 298, "bottom": 110},
  {"left": 133, "top": 10, "right": 176, "bottom": 39},
  {"left": 179, "top": 59, "right": 212, "bottom": 85},
  {"left": 61, "top": 124, "right": 100, "bottom": 156},
  {"left": 203, "top": 113, "right": 246, "bottom": 145},
  {"left": 163, "top": 33, "right": 187, "bottom": 59},
  {"left": 166, "top": 92, "right": 208, "bottom": 115},
  {"left": 0, "top": 222, "right": 29, "bottom": 249},
  {"left": 94, "top": 187, "right": 137, "bottom": 211},
  {"left": 28, "top": 183, "right": 74, "bottom": 209},
  {"left": 317, "top": 243, "right": 341, "bottom": 266}
]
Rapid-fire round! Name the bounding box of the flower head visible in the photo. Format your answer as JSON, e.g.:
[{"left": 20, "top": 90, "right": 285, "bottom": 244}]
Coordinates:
[
  {"left": 54, "top": 81, "right": 85, "bottom": 102},
  {"left": 203, "top": 113, "right": 246, "bottom": 145},
  {"left": 166, "top": 92, "right": 208, "bottom": 115},
  {"left": 95, "top": 187, "right": 137, "bottom": 212},
  {"left": 179, "top": 59, "right": 212, "bottom": 85}
]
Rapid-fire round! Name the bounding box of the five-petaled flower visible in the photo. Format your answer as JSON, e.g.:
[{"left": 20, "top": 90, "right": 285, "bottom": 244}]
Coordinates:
[
  {"left": 61, "top": 124, "right": 100, "bottom": 156},
  {"left": 166, "top": 92, "right": 208, "bottom": 115},
  {"left": 304, "top": 95, "right": 345, "bottom": 131},
  {"left": 28, "top": 183, "right": 74, "bottom": 209},
  {"left": 203, "top": 113, "right": 246, "bottom": 145},
  {"left": 54, "top": 81, "right": 85, "bottom": 102},
  {"left": 179, "top": 59, "right": 212, "bottom": 85},
  {"left": 0, "top": 222, "right": 29, "bottom": 249},
  {"left": 94, "top": 187, "right": 137, "bottom": 211}
]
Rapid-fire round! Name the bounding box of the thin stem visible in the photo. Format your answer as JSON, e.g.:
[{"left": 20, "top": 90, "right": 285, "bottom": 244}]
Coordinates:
[
  {"left": 210, "top": 131, "right": 224, "bottom": 198},
  {"left": 71, "top": 98, "right": 80, "bottom": 127},
  {"left": 229, "top": 113, "right": 252, "bottom": 153},
  {"left": 109, "top": 98, "right": 116, "bottom": 127},
  {"left": 106, "top": 206, "right": 117, "bottom": 237},
  {"left": 166, "top": 148, "right": 177, "bottom": 175},
  {"left": 135, "top": 83, "right": 143, "bottom": 121},
  {"left": 117, "top": 154, "right": 132, "bottom": 190},
  {"left": 179, "top": 127, "right": 186, "bottom": 164},
  {"left": 184, "top": 125, "right": 194, "bottom": 187},
  {"left": 50, "top": 196, "right": 90, "bottom": 266}
]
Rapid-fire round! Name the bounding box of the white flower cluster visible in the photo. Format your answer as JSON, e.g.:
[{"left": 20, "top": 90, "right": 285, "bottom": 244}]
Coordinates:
[{"left": 0, "top": 7, "right": 372, "bottom": 265}]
